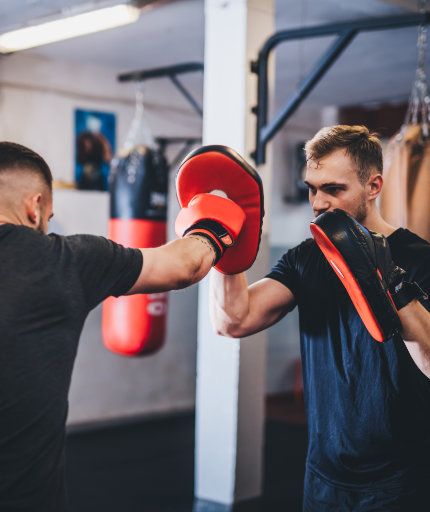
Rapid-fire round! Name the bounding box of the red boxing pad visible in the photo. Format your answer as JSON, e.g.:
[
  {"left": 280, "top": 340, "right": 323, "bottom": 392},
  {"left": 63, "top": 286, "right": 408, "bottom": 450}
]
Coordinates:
[
  {"left": 310, "top": 209, "right": 401, "bottom": 343},
  {"left": 176, "top": 145, "right": 264, "bottom": 274}
]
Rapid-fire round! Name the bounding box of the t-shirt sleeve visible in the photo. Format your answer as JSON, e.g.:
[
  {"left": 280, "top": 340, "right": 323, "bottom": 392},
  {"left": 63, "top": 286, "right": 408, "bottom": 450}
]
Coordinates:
[
  {"left": 61, "top": 234, "right": 143, "bottom": 310},
  {"left": 265, "top": 248, "right": 301, "bottom": 300}
]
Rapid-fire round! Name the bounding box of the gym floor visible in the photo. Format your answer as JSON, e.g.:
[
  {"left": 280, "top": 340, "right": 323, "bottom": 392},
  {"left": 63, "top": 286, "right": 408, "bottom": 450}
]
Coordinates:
[{"left": 66, "top": 403, "right": 307, "bottom": 512}]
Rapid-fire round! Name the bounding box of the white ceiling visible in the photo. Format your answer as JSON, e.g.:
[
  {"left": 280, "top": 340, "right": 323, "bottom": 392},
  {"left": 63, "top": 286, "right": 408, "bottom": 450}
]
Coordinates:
[
  {"left": 0, "top": 0, "right": 427, "bottom": 111},
  {"left": 0, "top": 0, "right": 204, "bottom": 71}
]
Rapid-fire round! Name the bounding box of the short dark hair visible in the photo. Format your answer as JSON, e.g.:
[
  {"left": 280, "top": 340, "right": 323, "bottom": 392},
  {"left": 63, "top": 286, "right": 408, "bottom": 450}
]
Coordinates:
[
  {"left": 304, "top": 125, "right": 383, "bottom": 184},
  {"left": 0, "top": 141, "right": 53, "bottom": 189}
]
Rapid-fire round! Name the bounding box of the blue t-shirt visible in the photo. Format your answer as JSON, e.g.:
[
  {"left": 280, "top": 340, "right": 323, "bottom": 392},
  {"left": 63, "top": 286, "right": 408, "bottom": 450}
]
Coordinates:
[{"left": 267, "top": 228, "right": 430, "bottom": 510}]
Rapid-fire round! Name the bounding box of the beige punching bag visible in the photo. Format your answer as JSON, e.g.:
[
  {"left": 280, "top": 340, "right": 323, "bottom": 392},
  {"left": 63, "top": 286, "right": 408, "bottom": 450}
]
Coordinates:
[
  {"left": 408, "top": 135, "right": 430, "bottom": 241},
  {"left": 381, "top": 126, "right": 430, "bottom": 243},
  {"left": 380, "top": 16, "right": 430, "bottom": 242},
  {"left": 380, "top": 125, "right": 421, "bottom": 229}
]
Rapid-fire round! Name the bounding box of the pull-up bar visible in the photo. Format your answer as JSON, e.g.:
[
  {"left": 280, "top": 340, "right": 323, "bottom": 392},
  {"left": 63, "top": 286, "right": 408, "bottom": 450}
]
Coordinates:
[{"left": 251, "top": 13, "right": 430, "bottom": 164}]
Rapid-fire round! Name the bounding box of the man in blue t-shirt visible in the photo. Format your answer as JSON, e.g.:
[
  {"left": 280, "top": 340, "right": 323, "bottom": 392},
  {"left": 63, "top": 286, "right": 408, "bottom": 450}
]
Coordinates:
[{"left": 210, "top": 125, "right": 430, "bottom": 511}]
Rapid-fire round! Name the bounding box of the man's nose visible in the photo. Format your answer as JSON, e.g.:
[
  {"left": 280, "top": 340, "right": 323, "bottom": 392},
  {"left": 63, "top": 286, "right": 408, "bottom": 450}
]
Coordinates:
[{"left": 311, "top": 191, "right": 330, "bottom": 216}]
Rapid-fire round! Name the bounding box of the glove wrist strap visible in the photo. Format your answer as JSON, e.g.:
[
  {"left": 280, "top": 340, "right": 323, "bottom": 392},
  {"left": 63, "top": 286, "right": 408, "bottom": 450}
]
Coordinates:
[
  {"left": 390, "top": 280, "right": 429, "bottom": 310},
  {"left": 184, "top": 220, "right": 233, "bottom": 264}
]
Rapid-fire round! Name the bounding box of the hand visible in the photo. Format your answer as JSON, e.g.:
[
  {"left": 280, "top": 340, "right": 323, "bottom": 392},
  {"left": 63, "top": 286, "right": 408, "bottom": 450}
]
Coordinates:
[
  {"left": 175, "top": 193, "right": 245, "bottom": 264},
  {"left": 175, "top": 145, "right": 264, "bottom": 274},
  {"left": 310, "top": 209, "right": 402, "bottom": 342}
]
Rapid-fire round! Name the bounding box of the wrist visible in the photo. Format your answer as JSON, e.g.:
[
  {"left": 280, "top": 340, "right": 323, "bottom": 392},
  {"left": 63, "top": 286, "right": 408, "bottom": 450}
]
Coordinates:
[
  {"left": 186, "top": 234, "right": 218, "bottom": 266},
  {"left": 390, "top": 279, "right": 428, "bottom": 310}
]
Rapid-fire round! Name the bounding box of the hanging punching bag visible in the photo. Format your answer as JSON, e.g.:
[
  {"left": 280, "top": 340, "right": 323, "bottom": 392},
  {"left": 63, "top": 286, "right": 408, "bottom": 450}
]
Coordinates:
[
  {"left": 381, "top": 20, "right": 430, "bottom": 243},
  {"left": 102, "top": 91, "right": 168, "bottom": 356},
  {"left": 380, "top": 124, "right": 422, "bottom": 229},
  {"left": 408, "top": 137, "right": 430, "bottom": 241}
]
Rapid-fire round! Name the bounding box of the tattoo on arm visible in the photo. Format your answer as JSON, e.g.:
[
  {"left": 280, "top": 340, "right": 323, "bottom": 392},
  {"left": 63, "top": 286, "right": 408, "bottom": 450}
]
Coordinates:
[{"left": 187, "top": 235, "right": 217, "bottom": 266}]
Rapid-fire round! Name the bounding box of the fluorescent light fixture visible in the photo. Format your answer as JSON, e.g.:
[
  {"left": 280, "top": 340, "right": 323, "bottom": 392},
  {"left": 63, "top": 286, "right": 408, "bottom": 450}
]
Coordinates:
[{"left": 0, "top": 4, "right": 140, "bottom": 54}]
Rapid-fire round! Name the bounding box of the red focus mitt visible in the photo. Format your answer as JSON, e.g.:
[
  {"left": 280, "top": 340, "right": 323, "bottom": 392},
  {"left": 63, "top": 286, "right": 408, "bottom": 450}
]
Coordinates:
[
  {"left": 310, "top": 209, "right": 402, "bottom": 342},
  {"left": 176, "top": 145, "right": 264, "bottom": 274}
]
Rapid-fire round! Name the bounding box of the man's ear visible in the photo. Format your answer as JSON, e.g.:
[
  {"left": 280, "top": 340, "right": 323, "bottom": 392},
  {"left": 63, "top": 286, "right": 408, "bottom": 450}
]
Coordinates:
[
  {"left": 367, "top": 174, "right": 383, "bottom": 200},
  {"left": 25, "top": 193, "right": 42, "bottom": 226}
]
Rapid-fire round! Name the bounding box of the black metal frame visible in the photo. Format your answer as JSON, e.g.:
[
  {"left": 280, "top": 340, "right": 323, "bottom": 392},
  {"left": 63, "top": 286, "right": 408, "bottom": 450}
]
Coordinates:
[
  {"left": 118, "top": 62, "right": 204, "bottom": 117},
  {"left": 251, "top": 13, "right": 430, "bottom": 164},
  {"left": 155, "top": 136, "right": 201, "bottom": 171}
]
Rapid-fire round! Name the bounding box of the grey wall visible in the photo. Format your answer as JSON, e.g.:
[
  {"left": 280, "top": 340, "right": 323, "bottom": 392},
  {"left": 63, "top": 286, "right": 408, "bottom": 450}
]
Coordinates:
[
  {"left": 0, "top": 47, "right": 332, "bottom": 423},
  {"left": 52, "top": 185, "right": 199, "bottom": 426},
  {"left": 0, "top": 53, "right": 203, "bottom": 425}
]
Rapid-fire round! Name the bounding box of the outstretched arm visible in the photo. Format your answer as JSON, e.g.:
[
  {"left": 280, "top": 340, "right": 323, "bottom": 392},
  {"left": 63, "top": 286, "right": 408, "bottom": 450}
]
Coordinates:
[
  {"left": 126, "top": 235, "right": 215, "bottom": 294},
  {"left": 127, "top": 185, "right": 245, "bottom": 295}
]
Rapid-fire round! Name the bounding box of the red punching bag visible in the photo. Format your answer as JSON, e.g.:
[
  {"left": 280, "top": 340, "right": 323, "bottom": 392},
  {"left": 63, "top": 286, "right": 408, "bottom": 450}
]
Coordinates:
[{"left": 102, "top": 137, "right": 169, "bottom": 356}]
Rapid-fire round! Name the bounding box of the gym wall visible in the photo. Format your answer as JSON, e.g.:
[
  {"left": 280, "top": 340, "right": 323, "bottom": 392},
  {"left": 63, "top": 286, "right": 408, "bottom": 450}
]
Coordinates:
[
  {"left": 0, "top": 52, "right": 202, "bottom": 425},
  {"left": 0, "top": 51, "right": 327, "bottom": 424}
]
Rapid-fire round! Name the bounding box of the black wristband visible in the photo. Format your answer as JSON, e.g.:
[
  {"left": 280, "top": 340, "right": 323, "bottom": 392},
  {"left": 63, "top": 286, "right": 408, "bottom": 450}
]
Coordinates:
[
  {"left": 391, "top": 280, "right": 429, "bottom": 310},
  {"left": 183, "top": 219, "right": 234, "bottom": 264},
  {"left": 186, "top": 220, "right": 233, "bottom": 247}
]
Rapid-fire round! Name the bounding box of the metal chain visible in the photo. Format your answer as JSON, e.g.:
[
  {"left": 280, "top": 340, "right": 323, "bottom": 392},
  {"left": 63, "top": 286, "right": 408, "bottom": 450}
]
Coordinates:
[{"left": 122, "top": 83, "right": 156, "bottom": 152}]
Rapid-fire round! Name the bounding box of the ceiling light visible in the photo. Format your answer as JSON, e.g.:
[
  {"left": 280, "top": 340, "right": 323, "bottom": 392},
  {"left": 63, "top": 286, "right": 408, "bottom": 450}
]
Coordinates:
[{"left": 0, "top": 4, "right": 141, "bottom": 54}]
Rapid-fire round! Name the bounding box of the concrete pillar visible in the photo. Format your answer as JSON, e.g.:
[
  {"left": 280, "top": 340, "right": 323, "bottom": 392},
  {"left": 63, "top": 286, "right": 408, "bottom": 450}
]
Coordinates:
[{"left": 194, "top": 1, "right": 274, "bottom": 510}]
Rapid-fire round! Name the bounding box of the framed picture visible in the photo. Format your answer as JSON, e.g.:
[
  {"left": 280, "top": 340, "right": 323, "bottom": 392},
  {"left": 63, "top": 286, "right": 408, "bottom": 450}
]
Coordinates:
[{"left": 74, "top": 109, "right": 116, "bottom": 191}]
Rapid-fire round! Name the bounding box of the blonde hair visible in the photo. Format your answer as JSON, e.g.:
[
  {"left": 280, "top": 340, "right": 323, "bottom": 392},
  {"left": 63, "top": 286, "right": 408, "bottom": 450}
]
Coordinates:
[{"left": 304, "top": 125, "right": 383, "bottom": 184}]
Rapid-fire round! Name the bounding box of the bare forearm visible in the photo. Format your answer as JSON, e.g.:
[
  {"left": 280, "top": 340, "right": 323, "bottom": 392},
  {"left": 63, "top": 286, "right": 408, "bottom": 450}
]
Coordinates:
[
  {"left": 399, "top": 300, "right": 430, "bottom": 350},
  {"left": 167, "top": 235, "right": 216, "bottom": 289},
  {"left": 209, "top": 270, "right": 250, "bottom": 336},
  {"left": 130, "top": 236, "right": 215, "bottom": 294}
]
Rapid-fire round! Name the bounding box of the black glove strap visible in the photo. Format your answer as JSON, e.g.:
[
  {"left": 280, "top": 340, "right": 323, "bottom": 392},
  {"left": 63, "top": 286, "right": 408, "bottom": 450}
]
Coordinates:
[
  {"left": 184, "top": 220, "right": 232, "bottom": 264},
  {"left": 391, "top": 280, "right": 429, "bottom": 310}
]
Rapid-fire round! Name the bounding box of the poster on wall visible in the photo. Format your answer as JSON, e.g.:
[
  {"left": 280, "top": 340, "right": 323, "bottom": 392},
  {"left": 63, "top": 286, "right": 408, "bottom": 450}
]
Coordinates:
[{"left": 74, "top": 109, "right": 116, "bottom": 191}]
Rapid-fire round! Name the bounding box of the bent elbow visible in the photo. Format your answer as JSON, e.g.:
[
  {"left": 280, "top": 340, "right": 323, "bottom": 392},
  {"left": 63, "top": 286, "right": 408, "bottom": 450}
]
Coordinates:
[
  {"left": 210, "top": 307, "right": 250, "bottom": 339},
  {"left": 213, "top": 321, "right": 244, "bottom": 339},
  {"left": 226, "top": 326, "right": 247, "bottom": 339}
]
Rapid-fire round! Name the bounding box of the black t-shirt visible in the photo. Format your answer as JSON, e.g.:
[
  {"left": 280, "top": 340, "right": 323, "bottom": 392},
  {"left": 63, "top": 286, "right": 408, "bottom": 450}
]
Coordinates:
[
  {"left": 0, "top": 224, "right": 142, "bottom": 512},
  {"left": 267, "top": 229, "right": 430, "bottom": 504}
]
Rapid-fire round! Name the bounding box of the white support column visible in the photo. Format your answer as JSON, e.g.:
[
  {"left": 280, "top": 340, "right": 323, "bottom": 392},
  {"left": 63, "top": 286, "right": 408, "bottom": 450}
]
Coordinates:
[{"left": 195, "top": 1, "right": 274, "bottom": 508}]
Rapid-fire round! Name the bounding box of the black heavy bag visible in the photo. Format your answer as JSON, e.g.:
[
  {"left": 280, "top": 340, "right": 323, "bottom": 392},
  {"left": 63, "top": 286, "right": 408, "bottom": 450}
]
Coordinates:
[{"left": 102, "top": 144, "right": 169, "bottom": 356}]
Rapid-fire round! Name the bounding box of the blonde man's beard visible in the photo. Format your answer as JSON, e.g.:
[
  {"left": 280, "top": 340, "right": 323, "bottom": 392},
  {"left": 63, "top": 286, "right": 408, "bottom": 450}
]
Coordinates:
[{"left": 354, "top": 193, "right": 368, "bottom": 224}]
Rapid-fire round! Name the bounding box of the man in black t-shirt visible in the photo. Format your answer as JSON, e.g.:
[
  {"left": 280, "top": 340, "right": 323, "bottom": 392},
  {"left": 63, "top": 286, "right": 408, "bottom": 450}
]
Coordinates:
[
  {"left": 211, "top": 125, "right": 430, "bottom": 511},
  {"left": 0, "top": 142, "right": 241, "bottom": 512}
]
